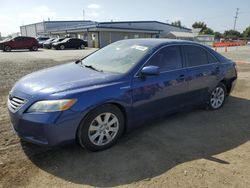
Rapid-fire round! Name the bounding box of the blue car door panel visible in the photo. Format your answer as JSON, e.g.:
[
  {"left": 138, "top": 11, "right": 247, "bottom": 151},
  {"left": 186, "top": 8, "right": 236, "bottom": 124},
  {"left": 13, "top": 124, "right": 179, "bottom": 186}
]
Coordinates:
[
  {"left": 183, "top": 45, "right": 221, "bottom": 104},
  {"left": 131, "top": 45, "right": 188, "bottom": 124}
]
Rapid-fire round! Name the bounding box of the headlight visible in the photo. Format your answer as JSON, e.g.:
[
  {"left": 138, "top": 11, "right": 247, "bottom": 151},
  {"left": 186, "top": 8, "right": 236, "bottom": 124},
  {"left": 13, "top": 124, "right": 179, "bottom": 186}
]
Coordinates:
[{"left": 27, "top": 99, "right": 77, "bottom": 113}]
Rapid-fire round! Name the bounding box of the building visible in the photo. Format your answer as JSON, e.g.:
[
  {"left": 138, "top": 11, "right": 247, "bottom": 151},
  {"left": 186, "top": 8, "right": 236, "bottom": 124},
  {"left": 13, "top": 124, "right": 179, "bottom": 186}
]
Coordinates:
[
  {"left": 20, "top": 20, "right": 191, "bottom": 48},
  {"left": 166, "top": 31, "right": 215, "bottom": 46}
]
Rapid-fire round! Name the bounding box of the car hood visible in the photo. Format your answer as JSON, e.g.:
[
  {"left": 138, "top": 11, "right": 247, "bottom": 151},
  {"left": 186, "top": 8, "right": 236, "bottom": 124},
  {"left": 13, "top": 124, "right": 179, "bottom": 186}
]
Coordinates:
[
  {"left": 12, "top": 63, "right": 120, "bottom": 96},
  {"left": 0, "top": 41, "right": 7, "bottom": 44}
]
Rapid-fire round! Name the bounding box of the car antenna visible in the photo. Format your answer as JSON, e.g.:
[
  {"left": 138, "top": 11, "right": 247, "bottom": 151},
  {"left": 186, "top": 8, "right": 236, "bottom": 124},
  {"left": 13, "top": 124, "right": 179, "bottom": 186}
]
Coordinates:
[{"left": 75, "top": 59, "right": 81, "bottom": 64}]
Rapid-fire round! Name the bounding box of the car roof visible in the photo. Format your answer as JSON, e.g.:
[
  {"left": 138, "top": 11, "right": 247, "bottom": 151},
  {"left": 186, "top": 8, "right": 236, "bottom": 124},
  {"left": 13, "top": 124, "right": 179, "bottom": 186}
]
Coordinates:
[{"left": 121, "top": 38, "right": 204, "bottom": 48}]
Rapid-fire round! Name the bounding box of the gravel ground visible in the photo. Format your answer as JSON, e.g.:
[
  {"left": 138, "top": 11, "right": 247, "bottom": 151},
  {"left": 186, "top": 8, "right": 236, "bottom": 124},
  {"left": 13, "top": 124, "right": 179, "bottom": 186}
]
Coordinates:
[{"left": 0, "top": 46, "right": 250, "bottom": 188}]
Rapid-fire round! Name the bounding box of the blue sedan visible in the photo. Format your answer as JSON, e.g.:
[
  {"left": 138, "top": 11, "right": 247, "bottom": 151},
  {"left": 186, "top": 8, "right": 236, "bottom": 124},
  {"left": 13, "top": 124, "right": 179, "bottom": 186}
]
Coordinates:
[{"left": 8, "top": 39, "right": 237, "bottom": 151}]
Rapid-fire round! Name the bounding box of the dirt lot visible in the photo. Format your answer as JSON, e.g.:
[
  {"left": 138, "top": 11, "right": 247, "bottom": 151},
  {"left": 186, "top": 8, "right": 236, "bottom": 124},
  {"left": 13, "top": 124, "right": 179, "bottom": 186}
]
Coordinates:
[{"left": 0, "top": 47, "right": 250, "bottom": 188}]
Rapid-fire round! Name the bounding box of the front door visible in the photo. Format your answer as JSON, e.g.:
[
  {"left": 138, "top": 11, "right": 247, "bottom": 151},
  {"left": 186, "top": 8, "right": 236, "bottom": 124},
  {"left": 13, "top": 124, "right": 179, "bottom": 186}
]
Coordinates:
[{"left": 131, "top": 45, "right": 188, "bottom": 124}]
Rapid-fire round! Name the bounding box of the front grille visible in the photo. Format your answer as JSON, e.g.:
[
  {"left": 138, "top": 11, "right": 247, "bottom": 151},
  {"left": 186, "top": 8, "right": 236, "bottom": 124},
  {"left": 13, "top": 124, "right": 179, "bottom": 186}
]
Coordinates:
[{"left": 8, "top": 96, "right": 27, "bottom": 113}]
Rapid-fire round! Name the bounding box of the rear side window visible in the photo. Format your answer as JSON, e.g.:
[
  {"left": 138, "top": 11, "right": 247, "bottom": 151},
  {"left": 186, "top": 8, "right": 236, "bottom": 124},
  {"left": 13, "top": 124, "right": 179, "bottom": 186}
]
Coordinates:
[
  {"left": 147, "top": 46, "right": 182, "bottom": 72},
  {"left": 184, "top": 46, "right": 208, "bottom": 67},
  {"left": 207, "top": 52, "right": 218, "bottom": 64}
]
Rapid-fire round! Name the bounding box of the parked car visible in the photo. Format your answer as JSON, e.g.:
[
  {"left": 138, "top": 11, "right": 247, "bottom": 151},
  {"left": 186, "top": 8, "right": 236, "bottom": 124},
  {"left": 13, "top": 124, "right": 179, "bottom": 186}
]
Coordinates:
[
  {"left": 0, "top": 36, "right": 39, "bottom": 52},
  {"left": 43, "top": 38, "right": 66, "bottom": 49},
  {"left": 52, "top": 38, "right": 87, "bottom": 50},
  {"left": 8, "top": 39, "right": 237, "bottom": 151},
  {"left": 36, "top": 37, "right": 50, "bottom": 48}
]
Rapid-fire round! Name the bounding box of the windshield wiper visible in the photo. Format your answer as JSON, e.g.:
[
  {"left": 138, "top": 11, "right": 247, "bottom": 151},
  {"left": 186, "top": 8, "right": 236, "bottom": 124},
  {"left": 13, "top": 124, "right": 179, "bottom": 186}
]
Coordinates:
[
  {"left": 75, "top": 59, "right": 103, "bottom": 72},
  {"left": 82, "top": 64, "right": 103, "bottom": 72}
]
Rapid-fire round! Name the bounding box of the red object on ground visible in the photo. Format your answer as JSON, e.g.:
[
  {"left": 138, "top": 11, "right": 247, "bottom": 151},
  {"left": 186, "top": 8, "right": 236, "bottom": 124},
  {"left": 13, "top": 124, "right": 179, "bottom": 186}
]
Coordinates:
[{"left": 213, "top": 41, "right": 247, "bottom": 47}]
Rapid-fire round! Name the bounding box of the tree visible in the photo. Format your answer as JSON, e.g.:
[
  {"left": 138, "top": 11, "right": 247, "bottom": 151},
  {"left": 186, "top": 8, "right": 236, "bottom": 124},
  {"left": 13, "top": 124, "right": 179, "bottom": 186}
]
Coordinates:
[
  {"left": 192, "top": 21, "right": 207, "bottom": 33},
  {"left": 214, "top": 32, "right": 223, "bottom": 39},
  {"left": 223, "top": 30, "right": 241, "bottom": 39},
  {"left": 243, "top": 26, "right": 250, "bottom": 38},
  {"left": 202, "top": 28, "right": 214, "bottom": 35},
  {"left": 171, "top": 20, "right": 182, "bottom": 27}
]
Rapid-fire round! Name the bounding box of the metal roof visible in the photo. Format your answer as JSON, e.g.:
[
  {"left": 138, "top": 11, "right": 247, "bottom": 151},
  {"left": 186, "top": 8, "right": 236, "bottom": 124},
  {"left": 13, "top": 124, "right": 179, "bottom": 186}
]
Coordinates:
[{"left": 168, "top": 31, "right": 196, "bottom": 38}]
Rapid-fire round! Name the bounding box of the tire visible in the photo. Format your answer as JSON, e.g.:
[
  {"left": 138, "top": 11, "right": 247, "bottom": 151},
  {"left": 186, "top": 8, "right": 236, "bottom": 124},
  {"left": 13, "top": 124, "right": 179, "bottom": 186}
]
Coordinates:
[
  {"left": 60, "top": 45, "right": 65, "bottom": 50},
  {"left": 4, "top": 46, "right": 11, "bottom": 52},
  {"left": 31, "top": 45, "right": 38, "bottom": 51},
  {"left": 79, "top": 44, "right": 85, "bottom": 49},
  {"left": 207, "top": 83, "right": 227, "bottom": 110},
  {"left": 77, "top": 104, "right": 125, "bottom": 151}
]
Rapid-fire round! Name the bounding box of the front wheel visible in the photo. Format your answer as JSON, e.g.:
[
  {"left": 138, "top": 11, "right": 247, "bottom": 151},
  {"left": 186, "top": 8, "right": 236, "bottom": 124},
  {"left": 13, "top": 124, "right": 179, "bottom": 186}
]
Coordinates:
[
  {"left": 207, "top": 83, "right": 226, "bottom": 110},
  {"left": 77, "top": 104, "right": 124, "bottom": 151},
  {"left": 4, "top": 46, "right": 11, "bottom": 52}
]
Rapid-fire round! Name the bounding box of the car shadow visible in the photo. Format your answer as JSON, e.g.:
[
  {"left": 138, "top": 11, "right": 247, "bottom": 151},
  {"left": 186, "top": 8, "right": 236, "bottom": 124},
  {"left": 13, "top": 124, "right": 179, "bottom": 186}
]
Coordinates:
[{"left": 21, "top": 96, "right": 250, "bottom": 187}]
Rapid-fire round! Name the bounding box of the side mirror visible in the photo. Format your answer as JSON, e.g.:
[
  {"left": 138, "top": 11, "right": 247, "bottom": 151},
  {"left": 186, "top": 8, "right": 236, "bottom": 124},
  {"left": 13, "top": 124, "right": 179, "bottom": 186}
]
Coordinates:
[{"left": 141, "top": 66, "right": 160, "bottom": 76}]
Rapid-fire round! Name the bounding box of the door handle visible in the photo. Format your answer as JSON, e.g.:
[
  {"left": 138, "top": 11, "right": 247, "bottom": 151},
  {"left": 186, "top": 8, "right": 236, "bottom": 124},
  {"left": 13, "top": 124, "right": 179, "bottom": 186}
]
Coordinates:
[
  {"left": 177, "top": 74, "right": 185, "bottom": 81},
  {"left": 214, "top": 66, "right": 220, "bottom": 73}
]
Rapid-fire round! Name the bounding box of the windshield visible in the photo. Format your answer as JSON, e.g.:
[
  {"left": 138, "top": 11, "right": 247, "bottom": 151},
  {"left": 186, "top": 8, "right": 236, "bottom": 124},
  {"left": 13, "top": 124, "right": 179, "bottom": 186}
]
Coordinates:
[
  {"left": 46, "top": 38, "right": 54, "bottom": 42},
  {"left": 81, "top": 40, "right": 152, "bottom": 74},
  {"left": 53, "top": 38, "right": 62, "bottom": 42},
  {"left": 2, "top": 38, "right": 11, "bottom": 42},
  {"left": 62, "top": 38, "right": 70, "bottom": 42}
]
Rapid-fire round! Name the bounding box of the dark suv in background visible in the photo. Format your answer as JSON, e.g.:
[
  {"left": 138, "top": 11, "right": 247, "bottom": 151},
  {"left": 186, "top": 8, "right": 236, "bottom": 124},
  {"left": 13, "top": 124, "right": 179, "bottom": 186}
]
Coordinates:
[{"left": 0, "top": 36, "right": 39, "bottom": 52}]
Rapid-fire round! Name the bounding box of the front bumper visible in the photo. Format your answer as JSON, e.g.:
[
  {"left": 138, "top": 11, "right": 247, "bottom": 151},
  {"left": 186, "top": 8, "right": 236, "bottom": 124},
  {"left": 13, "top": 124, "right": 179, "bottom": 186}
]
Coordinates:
[
  {"left": 43, "top": 44, "right": 52, "bottom": 49},
  {"left": 8, "top": 106, "right": 83, "bottom": 146}
]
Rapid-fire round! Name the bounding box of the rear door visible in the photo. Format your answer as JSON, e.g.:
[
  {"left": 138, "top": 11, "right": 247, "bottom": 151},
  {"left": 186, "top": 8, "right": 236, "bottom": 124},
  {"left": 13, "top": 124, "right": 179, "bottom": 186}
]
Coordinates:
[
  {"left": 132, "top": 45, "right": 188, "bottom": 122},
  {"left": 183, "top": 45, "right": 221, "bottom": 104}
]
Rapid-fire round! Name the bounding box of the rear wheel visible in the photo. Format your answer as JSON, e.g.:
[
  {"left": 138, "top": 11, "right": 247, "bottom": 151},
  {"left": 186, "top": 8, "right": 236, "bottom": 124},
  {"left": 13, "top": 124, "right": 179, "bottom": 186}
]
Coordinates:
[
  {"left": 31, "top": 45, "right": 38, "bottom": 51},
  {"left": 4, "top": 46, "right": 11, "bottom": 52},
  {"left": 207, "top": 83, "right": 226, "bottom": 110},
  {"left": 77, "top": 104, "right": 124, "bottom": 151},
  {"left": 79, "top": 44, "right": 85, "bottom": 49},
  {"left": 60, "top": 45, "right": 65, "bottom": 50}
]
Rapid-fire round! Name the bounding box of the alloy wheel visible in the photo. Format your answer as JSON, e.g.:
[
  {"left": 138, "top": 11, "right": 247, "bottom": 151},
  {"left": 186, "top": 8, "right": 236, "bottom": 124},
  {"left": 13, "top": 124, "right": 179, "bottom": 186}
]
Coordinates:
[
  {"left": 4, "top": 46, "right": 11, "bottom": 52},
  {"left": 60, "top": 45, "right": 65, "bottom": 50},
  {"left": 210, "top": 86, "right": 225, "bottom": 109},
  {"left": 88, "top": 112, "right": 119, "bottom": 146}
]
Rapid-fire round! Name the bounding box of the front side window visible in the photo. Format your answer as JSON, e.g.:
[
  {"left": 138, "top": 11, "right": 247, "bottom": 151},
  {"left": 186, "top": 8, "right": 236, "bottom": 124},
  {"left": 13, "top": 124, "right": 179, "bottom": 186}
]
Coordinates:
[
  {"left": 184, "top": 46, "right": 208, "bottom": 67},
  {"left": 147, "top": 46, "right": 182, "bottom": 72},
  {"left": 14, "top": 37, "right": 24, "bottom": 41}
]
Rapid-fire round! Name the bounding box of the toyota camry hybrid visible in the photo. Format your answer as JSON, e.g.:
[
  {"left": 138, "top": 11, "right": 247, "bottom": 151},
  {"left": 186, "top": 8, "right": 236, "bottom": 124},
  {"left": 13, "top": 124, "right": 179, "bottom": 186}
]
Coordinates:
[{"left": 8, "top": 39, "right": 237, "bottom": 151}]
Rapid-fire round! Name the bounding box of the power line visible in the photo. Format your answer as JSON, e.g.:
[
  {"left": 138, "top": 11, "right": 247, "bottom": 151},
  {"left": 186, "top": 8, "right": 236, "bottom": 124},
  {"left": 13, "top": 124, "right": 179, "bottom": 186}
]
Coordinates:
[{"left": 233, "top": 8, "right": 239, "bottom": 30}]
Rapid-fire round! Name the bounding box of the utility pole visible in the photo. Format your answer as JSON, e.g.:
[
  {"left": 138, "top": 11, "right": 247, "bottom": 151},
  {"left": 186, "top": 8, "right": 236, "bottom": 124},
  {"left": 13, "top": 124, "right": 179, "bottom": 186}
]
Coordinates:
[
  {"left": 233, "top": 8, "right": 239, "bottom": 30},
  {"left": 83, "top": 9, "right": 85, "bottom": 20}
]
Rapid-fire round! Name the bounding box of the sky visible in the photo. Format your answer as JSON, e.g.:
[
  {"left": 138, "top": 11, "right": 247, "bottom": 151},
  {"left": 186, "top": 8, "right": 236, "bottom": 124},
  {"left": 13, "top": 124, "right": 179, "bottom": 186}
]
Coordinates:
[{"left": 0, "top": 0, "right": 250, "bottom": 36}]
